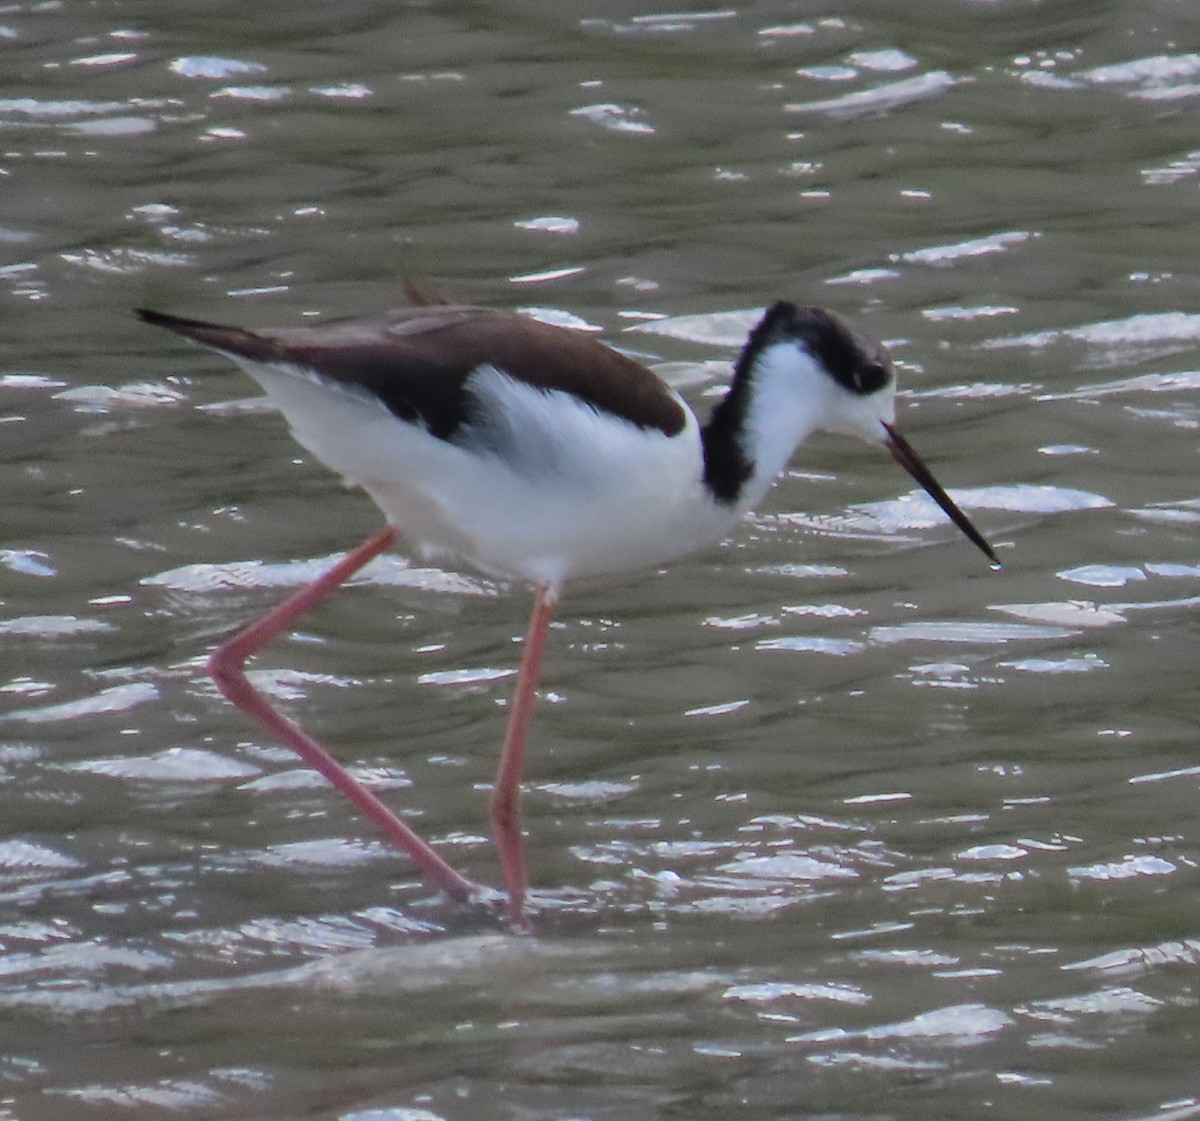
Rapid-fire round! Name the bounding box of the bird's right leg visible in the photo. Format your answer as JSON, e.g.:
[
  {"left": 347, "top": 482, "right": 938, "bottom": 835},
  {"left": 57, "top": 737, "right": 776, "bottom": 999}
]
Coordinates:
[
  {"left": 490, "top": 583, "right": 559, "bottom": 931},
  {"left": 208, "top": 525, "right": 485, "bottom": 907}
]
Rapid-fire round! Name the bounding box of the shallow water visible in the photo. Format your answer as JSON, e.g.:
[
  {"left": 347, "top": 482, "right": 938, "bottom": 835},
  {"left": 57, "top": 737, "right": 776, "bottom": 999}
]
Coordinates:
[{"left": 3, "top": 2, "right": 1200, "bottom": 1119}]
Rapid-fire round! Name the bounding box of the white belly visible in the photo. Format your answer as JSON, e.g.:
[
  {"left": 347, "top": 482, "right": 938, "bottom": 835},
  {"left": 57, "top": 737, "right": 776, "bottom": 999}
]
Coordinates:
[{"left": 243, "top": 359, "right": 740, "bottom": 588}]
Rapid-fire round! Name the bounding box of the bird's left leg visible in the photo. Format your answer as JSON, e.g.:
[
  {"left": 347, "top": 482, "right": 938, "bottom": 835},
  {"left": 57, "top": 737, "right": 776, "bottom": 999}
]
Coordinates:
[{"left": 208, "top": 525, "right": 487, "bottom": 909}]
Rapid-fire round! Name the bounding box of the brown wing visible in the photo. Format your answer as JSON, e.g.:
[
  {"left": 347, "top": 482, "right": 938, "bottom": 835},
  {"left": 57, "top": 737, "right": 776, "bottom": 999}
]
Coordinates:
[{"left": 136, "top": 305, "right": 687, "bottom": 440}]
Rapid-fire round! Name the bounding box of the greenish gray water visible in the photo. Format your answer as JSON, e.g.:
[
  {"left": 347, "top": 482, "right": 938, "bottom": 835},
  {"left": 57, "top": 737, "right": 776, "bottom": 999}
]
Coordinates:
[{"left": 3, "top": 2, "right": 1200, "bottom": 1119}]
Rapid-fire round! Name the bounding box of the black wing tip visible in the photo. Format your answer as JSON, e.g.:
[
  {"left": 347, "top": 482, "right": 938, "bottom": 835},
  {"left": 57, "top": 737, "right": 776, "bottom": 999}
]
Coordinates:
[
  {"left": 135, "top": 307, "right": 216, "bottom": 335},
  {"left": 135, "top": 306, "right": 283, "bottom": 368}
]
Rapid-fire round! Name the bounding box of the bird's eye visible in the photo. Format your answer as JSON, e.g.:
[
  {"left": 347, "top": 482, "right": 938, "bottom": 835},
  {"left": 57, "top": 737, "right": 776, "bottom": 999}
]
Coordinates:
[{"left": 855, "top": 361, "right": 888, "bottom": 394}]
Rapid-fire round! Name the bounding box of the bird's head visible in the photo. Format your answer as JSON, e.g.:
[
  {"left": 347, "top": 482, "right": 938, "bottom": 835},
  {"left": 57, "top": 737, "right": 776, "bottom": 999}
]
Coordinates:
[{"left": 743, "top": 303, "right": 1000, "bottom": 568}]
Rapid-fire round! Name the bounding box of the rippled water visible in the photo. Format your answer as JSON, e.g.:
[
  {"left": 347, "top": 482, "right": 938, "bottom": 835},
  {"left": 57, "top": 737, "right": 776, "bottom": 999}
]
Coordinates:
[{"left": 4, "top": 2, "right": 1200, "bottom": 1119}]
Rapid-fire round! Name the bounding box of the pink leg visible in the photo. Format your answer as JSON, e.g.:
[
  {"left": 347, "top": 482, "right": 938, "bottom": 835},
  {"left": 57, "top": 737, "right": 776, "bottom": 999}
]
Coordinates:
[
  {"left": 209, "top": 525, "right": 483, "bottom": 907},
  {"left": 491, "top": 583, "right": 558, "bottom": 930}
]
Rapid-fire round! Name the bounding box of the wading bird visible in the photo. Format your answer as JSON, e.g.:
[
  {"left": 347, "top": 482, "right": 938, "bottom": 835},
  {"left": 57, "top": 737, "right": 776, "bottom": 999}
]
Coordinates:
[{"left": 138, "top": 298, "right": 999, "bottom": 929}]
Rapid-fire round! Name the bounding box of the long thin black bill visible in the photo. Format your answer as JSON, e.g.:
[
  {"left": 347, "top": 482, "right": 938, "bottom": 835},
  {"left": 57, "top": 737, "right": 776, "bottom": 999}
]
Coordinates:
[{"left": 882, "top": 422, "right": 1001, "bottom": 570}]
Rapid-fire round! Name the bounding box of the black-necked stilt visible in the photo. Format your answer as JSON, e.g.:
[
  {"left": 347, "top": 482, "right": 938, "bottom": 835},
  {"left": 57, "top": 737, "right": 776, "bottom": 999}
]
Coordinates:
[{"left": 138, "top": 297, "right": 999, "bottom": 928}]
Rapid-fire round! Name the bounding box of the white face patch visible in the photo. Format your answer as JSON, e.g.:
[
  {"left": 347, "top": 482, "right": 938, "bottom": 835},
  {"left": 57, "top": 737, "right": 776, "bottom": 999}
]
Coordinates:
[{"left": 742, "top": 340, "right": 898, "bottom": 462}]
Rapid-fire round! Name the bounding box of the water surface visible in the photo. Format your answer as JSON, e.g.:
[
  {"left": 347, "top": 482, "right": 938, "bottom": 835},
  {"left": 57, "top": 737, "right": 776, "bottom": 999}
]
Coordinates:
[{"left": 3, "top": 2, "right": 1200, "bottom": 1119}]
